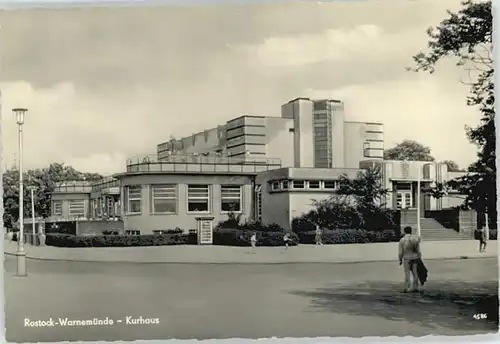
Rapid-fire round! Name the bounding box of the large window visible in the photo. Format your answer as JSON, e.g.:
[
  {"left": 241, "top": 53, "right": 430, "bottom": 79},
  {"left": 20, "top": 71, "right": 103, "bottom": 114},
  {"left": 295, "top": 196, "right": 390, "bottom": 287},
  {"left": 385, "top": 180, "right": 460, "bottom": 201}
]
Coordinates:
[
  {"left": 187, "top": 185, "right": 210, "bottom": 213},
  {"left": 255, "top": 185, "right": 262, "bottom": 222},
  {"left": 308, "top": 180, "right": 321, "bottom": 189},
  {"left": 52, "top": 200, "right": 63, "bottom": 216},
  {"left": 90, "top": 199, "right": 97, "bottom": 218},
  {"left": 68, "top": 200, "right": 85, "bottom": 217},
  {"left": 323, "top": 180, "right": 338, "bottom": 189},
  {"left": 221, "top": 185, "right": 242, "bottom": 212},
  {"left": 151, "top": 184, "right": 177, "bottom": 214},
  {"left": 292, "top": 180, "right": 305, "bottom": 189},
  {"left": 126, "top": 186, "right": 142, "bottom": 214},
  {"left": 313, "top": 110, "right": 333, "bottom": 168}
]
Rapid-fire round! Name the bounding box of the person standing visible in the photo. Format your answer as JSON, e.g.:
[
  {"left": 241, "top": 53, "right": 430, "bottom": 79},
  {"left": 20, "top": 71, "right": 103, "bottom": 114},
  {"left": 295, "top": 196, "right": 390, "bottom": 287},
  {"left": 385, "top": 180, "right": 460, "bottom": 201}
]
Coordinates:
[
  {"left": 315, "top": 224, "right": 323, "bottom": 246},
  {"left": 478, "top": 227, "right": 487, "bottom": 252},
  {"left": 250, "top": 232, "right": 257, "bottom": 254},
  {"left": 398, "top": 226, "right": 422, "bottom": 293},
  {"left": 283, "top": 232, "right": 290, "bottom": 251}
]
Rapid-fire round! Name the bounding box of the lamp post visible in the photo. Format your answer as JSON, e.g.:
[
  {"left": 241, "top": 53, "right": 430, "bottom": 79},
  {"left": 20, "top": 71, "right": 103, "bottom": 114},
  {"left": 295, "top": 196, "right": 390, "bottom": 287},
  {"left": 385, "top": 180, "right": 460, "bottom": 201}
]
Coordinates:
[
  {"left": 14, "top": 108, "right": 28, "bottom": 277},
  {"left": 28, "top": 186, "right": 36, "bottom": 244}
]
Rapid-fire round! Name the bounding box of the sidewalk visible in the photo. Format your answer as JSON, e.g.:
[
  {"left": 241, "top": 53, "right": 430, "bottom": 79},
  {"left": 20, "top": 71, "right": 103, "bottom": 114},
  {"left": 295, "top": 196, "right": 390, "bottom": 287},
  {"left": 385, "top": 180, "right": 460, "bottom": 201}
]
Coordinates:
[{"left": 3, "top": 240, "right": 498, "bottom": 264}]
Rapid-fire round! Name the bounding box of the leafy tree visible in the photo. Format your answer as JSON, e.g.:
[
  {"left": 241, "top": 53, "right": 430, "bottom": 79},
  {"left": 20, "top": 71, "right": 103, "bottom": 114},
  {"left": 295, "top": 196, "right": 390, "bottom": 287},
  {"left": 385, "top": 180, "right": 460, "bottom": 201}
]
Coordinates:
[
  {"left": 337, "top": 165, "right": 389, "bottom": 207},
  {"left": 410, "top": 0, "right": 495, "bottom": 228},
  {"left": 3, "top": 163, "right": 103, "bottom": 230},
  {"left": 384, "top": 140, "right": 435, "bottom": 161},
  {"left": 293, "top": 166, "right": 397, "bottom": 231},
  {"left": 441, "top": 160, "right": 463, "bottom": 172}
]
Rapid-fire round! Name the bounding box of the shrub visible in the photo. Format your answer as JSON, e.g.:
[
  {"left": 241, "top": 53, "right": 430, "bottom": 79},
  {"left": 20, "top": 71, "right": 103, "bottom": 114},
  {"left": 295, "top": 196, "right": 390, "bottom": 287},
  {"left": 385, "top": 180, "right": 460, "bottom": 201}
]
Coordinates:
[
  {"left": 213, "top": 228, "right": 298, "bottom": 247},
  {"left": 217, "top": 211, "right": 243, "bottom": 229},
  {"left": 46, "top": 233, "right": 197, "bottom": 247},
  {"left": 490, "top": 229, "right": 497, "bottom": 240},
  {"left": 102, "top": 230, "right": 120, "bottom": 235},
  {"left": 46, "top": 229, "right": 296, "bottom": 247},
  {"left": 297, "top": 229, "right": 397, "bottom": 245},
  {"left": 216, "top": 216, "right": 286, "bottom": 233},
  {"left": 153, "top": 228, "right": 183, "bottom": 234}
]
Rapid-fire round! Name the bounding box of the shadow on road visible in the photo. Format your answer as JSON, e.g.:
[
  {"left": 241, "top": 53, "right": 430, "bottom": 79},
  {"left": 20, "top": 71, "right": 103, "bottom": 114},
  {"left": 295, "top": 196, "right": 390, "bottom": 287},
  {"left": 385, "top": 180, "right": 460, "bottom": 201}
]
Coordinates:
[{"left": 289, "top": 280, "right": 498, "bottom": 332}]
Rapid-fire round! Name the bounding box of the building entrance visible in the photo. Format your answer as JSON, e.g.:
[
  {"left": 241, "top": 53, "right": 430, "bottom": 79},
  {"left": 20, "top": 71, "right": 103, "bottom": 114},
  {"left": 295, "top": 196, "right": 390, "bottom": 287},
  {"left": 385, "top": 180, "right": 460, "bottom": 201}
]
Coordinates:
[{"left": 394, "top": 182, "right": 413, "bottom": 209}]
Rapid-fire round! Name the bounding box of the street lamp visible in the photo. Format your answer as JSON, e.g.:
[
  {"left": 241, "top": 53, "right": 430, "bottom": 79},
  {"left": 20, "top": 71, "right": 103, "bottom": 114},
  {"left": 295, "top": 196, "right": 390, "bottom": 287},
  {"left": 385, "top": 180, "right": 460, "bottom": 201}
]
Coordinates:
[
  {"left": 14, "top": 108, "right": 28, "bottom": 277},
  {"left": 27, "top": 185, "right": 36, "bottom": 244}
]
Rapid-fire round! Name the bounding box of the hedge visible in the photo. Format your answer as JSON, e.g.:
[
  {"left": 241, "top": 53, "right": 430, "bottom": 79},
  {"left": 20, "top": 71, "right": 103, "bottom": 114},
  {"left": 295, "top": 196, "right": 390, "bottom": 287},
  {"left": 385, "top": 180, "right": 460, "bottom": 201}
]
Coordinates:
[
  {"left": 213, "top": 228, "right": 298, "bottom": 247},
  {"left": 40, "top": 228, "right": 499, "bottom": 247},
  {"left": 45, "top": 229, "right": 297, "bottom": 247},
  {"left": 46, "top": 233, "right": 197, "bottom": 247},
  {"left": 297, "top": 229, "right": 398, "bottom": 245}
]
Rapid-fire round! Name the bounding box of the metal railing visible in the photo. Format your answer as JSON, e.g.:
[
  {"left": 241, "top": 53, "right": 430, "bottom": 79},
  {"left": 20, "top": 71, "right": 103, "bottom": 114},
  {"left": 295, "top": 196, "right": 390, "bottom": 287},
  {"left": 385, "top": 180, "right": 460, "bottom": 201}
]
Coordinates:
[
  {"left": 53, "top": 180, "right": 93, "bottom": 193},
  {"left": 126, "top": 154, "right": 282, "bottom": 174},
  {"left": 91, "top": 176, "right": 120, "bottom": 194}
]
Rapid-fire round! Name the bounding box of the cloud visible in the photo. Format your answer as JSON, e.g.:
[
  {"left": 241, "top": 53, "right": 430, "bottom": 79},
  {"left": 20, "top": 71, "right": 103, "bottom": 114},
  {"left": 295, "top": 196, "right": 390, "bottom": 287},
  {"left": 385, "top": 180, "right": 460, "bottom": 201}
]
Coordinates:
[
  {"left": 235, "top": 24, "right": 427, "bottom": 68},
  {"left": 1, "top": 82, "right": 156, "bottom": 174},
  {"left": 0, "top": 0, "right": 479, "bottom": 175},
  {"left": 307, "top": 74, "right": 479, "bottom": 169}
]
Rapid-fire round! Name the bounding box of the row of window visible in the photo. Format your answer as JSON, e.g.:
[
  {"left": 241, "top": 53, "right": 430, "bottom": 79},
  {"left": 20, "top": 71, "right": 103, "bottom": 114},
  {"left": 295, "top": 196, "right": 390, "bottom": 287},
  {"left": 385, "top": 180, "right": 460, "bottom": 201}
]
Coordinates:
[
  {"left": 124, "top": 184, "right": 243, "bottom": 215},
  {"left": 270, "top": 180, "right": 340, "bottom": 192},
  {"left": 51, "top": 200, "right": 86, "bottom": 217},
  {"left": 52, "top": 198, "right": 121, "bottom": 218},
  {"left": 90, "top": 197, "right": 120, "bottom": 218}
]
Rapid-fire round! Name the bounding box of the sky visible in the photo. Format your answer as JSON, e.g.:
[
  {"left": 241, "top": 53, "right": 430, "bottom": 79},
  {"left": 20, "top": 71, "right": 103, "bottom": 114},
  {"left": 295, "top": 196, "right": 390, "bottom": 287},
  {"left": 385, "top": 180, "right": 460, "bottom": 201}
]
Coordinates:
[{"left": 0, "top": 0, "right": 482, "bottom": 175}]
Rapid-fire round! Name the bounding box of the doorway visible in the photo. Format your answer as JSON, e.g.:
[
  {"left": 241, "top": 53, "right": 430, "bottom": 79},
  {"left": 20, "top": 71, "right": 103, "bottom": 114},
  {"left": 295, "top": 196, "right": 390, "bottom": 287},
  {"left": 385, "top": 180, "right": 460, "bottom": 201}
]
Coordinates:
[{"left": 394, "top": 182, "right": 413, "bottom": 209}]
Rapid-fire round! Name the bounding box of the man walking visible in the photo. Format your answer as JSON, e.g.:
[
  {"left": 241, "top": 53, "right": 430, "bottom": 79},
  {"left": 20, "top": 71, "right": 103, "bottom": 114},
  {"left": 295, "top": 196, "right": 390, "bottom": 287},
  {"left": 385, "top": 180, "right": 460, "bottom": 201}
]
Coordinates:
[{"left": 398, "top": 226, "right": 422, "bottom": 293}]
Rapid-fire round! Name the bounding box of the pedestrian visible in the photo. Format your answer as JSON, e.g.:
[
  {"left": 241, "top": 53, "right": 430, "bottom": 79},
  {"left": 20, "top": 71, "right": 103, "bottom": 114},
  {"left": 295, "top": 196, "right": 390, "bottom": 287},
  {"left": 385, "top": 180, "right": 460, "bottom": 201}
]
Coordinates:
[
  {"left": 478, "top": 227, "right": 487, "bottom": 252},
  {"left": 250, "top": 232, "right": 257, "bottom": 254},
  {"left": 283, "top": 232, "right": 290, "bottom": 251},
  {"left": 315, "top": 224, "right": 323, "bottom": 246},
  {"left": 398, "top": 226, "right": 422, "bottom": 293}
]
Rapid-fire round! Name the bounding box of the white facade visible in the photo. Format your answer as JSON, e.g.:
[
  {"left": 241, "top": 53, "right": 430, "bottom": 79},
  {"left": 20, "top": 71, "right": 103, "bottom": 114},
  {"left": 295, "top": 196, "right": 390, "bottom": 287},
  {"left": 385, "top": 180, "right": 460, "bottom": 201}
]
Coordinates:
[{"left": 255, "top": 161, "right": 466, "bottom": 230}]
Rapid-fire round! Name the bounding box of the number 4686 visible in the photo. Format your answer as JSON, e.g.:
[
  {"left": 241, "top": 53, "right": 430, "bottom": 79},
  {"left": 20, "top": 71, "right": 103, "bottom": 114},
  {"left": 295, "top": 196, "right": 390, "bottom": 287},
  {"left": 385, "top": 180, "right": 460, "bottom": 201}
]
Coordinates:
[{"left": 473, "top": 313, "right": 487, "bottom": 320}]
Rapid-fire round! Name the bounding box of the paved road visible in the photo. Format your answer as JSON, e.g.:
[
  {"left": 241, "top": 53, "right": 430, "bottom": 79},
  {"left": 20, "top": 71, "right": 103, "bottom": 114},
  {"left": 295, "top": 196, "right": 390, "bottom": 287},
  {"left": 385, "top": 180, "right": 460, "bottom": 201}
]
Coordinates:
[{"left": 4, "top": 257, "right": 498, "bottom": 342}]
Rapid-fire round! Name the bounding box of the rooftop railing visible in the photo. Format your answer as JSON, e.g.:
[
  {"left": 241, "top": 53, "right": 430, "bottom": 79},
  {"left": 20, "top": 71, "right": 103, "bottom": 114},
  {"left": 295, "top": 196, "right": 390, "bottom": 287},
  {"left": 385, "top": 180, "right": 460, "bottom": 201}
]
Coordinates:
[
  {"left": 126, "top": 154, "right": 282, "bottom": 174},
  {"left": 91, "top": 176, "right": 120, "bottom": 193},
  {"left": 53, "top": 180, "right": 93, "bottom": 193}
]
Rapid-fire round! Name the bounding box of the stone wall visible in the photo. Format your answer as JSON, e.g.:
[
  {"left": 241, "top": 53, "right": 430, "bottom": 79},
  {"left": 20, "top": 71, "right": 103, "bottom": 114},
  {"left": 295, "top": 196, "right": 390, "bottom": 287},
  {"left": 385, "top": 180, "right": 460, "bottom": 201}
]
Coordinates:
[{"left": 458, "top": 209, "right": 477, "bottom": 238}]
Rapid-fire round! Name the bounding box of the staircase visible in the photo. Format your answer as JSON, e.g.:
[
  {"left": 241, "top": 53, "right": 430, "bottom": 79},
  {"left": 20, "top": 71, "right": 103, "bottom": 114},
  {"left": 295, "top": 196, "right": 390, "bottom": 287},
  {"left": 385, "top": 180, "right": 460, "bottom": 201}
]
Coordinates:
[
  {"left": 419, "top": 218, "right": 470, "bottom": 241},
  {"left": 420, "top": 229, "right": 471, "bottom": 241},
  {"left": 401, "top": 214, "right": 472, "bottom": 241}
]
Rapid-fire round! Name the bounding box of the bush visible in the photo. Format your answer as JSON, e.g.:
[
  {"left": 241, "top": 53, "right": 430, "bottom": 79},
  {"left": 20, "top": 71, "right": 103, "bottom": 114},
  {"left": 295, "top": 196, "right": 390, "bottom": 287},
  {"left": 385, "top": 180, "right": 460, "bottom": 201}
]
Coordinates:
[
  {"left": 46, "top": 229, "right": 297, "bottom": 247},
  {"left": 213, "top": 228, "right": 298, "bottom": 247},
  {"left": 490, "top": 229, "right": 497, "bottom": 240},
  {"left": 153, "top": 228, "right": 183, "bottom": 234},
  {"left": 217, "top": 216, "right": 285, "bottom": 233},
  {"left": 474, "top": 228, "right": 498, "bottom": 240},
  {"left": 292, "top": 199, "right": 399, "bottom": 233},
  {"left": 297, "top": 229, "right": 397, "bottom": 245},
  {"left": 46, "top": 233, "right": 197, "bottom": 247},
  {"left": 102, "top": 230, "right": 119, "bottom": 235}
]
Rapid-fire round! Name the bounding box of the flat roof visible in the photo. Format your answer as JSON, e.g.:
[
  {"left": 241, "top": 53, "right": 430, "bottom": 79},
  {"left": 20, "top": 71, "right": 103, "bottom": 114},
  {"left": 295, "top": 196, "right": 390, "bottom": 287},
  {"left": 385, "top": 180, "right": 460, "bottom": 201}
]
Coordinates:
[{"left": 256, "top": 167, "right": 362, "bottom": 182}]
